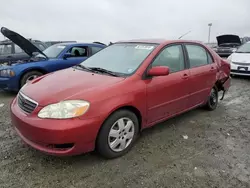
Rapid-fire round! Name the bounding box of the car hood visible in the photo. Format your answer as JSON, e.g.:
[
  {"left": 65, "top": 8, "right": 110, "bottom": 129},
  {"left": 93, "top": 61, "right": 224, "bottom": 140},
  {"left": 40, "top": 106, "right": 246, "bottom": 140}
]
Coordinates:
[
  {"left": 1, "top": 27, "right": 47, "bottom": 58},
  {"left": 231, "top": 53, "right": 250, "bottom": 63},
  {"left": 21, "top": 68, "right": 125, "bottom": 106},
  {"left": 216, "top": 35, "right": 241, "bottom": 46}
]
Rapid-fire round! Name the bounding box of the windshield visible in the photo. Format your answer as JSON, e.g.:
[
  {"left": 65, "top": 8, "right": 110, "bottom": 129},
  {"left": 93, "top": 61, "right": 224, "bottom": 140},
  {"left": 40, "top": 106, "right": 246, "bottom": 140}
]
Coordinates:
[
  {"left": 36, "top": 44, "right": 66, "bottom": 58},
  {"left": 236, "top": 43, "right": 250, "bottom": 53},
  {"left": 80, "top": 43, "right": 157, "bottom": 75}
]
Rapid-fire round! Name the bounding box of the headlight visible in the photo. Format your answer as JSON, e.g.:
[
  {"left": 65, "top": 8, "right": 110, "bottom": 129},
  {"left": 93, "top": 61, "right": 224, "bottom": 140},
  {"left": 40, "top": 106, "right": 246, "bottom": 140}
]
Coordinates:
[
  {"left": 0, "top": 69, "right": 15, "bottom": 77},
  {"left": 231, "top": 48, "right": 237, "bottom": 52},
  {"left": 227, "top": 55, "right": 232, "bottom": 63},
  {"left": 38, "top": 100, "right": 90, "bottom": 119}
]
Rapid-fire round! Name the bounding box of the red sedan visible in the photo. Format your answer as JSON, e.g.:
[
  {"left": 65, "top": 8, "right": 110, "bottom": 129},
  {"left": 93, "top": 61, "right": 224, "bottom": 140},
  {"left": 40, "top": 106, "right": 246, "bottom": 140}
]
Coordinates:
[{"left": 10, "top": 39, "right": 231, "bottom": 159}]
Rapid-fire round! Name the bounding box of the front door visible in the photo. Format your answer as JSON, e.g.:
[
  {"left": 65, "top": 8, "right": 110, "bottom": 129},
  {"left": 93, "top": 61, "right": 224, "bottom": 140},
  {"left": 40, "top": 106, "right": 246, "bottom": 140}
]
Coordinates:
[
  {"left": 184, "top": 44, "right": 217, "bottom": 107},
  {"left": 48, "top": 46, "right": 89, "bottom": 72},
  {"left": 146, "top": 44, "right": 190, "bottom": 124}
]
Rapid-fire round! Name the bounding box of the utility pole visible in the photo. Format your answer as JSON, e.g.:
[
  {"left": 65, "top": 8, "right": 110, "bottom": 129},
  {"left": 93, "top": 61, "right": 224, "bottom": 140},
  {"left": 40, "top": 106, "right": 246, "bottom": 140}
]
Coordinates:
[{"left": 208, "top": 23, "right": 212, "bottom": 44}]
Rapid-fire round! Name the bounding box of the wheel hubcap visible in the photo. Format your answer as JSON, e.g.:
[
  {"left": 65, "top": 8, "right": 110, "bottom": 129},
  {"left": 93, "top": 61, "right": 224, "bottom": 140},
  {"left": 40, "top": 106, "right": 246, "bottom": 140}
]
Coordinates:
[
  {"left": 108, "top": 117, "right": 135, "bottom": 152},
  {"left": 26, "top": 75, "right": 38, "bottom": 83}
]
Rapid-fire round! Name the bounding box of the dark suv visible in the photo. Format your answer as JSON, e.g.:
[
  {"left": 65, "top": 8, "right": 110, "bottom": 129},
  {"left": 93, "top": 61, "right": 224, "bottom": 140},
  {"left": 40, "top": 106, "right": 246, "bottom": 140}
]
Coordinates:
[{"left": 0, "top": 39, "right": 48, "bottom": 64}]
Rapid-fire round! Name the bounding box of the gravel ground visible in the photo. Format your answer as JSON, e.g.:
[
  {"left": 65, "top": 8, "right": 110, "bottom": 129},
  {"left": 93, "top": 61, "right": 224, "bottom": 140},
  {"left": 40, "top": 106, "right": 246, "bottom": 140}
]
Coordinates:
[{"left": 0, "top": 77, "right": 249, "bottom": 188}]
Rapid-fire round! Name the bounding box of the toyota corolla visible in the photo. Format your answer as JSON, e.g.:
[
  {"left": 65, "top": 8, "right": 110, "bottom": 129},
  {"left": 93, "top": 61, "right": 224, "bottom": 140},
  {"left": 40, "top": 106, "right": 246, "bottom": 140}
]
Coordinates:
[{"left": 10, "top": 39, "right": 231, "bottom": 159}]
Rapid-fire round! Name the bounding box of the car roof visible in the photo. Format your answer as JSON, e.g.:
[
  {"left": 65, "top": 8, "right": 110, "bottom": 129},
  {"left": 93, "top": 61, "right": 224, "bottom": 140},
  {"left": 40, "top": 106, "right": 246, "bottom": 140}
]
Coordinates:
[
  {"left": 115, "top": 39, "right": 204, "bottom": 45},
  {"left": 0, "top": 39, "right": 43, "bottom": 45},
  {"left": 55, "top": 42, "right": 106, "bottom": 47}
]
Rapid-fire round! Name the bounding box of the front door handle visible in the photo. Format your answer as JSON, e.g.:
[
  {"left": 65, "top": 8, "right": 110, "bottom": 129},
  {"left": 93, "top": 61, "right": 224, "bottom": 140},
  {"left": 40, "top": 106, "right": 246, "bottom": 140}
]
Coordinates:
[{"left": 182, "top": 73, "right": 189, "bottom": 79}]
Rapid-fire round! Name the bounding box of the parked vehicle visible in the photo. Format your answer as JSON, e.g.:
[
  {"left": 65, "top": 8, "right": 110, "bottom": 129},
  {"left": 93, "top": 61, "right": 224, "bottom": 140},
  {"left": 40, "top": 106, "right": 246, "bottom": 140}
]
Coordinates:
[
  {"left": 0, "top": 27, "right": 106, "bottom": 92},
  {"left": 214, "top": 34, "right": 241, "bottom": 57},
  {"left": 10, "top": 39, "right": 231, "bottom": 159},
  {"left": 0, "top": 37, "right": 48, "bottom": 64},
  {"left": 227, "top": 41, "right": 250, "bottom": 76},
  {"left": 241, "top": 37, "right": 250, "bottom": 44}
]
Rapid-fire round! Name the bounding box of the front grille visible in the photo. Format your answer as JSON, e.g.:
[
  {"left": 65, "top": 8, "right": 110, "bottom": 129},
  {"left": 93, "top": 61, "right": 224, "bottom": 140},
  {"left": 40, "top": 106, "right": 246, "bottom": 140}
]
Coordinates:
[
  {"left": 218, "top": 49, "right": 231, "bottom": 53},
  {"left": 17, "top": 92, "right": 38, "bottom": 114},
  {"left": 232, "top": 62, "right": 250, "bottom": 66}
]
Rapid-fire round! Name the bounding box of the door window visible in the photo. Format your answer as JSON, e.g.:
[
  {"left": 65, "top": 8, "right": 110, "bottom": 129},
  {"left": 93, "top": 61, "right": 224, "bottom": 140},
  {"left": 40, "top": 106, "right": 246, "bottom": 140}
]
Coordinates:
[
  {"left": 152, "top": 45, "right": 185, "bottom": 73},
  {"left": 91, "top": 46, "right": 103, "bottom": 55},
  {"left": 68, "top": 46, "right": 88, "bottom": 57},
  {"left": 0, "top": 44, "right": 12, "bottom": 55},
  {"left": 186, "top": 45, "right": 209, "bottom": 68}
]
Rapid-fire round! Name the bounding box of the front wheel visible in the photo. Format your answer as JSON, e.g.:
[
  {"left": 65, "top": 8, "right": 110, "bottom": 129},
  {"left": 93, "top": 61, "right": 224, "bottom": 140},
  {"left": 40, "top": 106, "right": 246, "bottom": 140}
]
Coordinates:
[
  {"left": 20, "top": 71, "right": 43, "bottom": 88},
  {"left": 205, "top": 87, "right": 218, "bottom": 111},
  {"left": 96, "top": 110, "right": 139, "bottom": 159}
]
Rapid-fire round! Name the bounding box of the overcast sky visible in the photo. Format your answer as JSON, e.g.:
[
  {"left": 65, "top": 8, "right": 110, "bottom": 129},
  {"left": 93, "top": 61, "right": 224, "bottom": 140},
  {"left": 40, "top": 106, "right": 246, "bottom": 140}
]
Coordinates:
[{"left": 1, "top": 0, "right": 250, "bottom": 44}]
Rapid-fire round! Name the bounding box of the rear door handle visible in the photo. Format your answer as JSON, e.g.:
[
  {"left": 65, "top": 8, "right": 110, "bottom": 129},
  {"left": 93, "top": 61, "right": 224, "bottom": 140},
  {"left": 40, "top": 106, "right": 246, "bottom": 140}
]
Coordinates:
[{"left": 182, "top": 73, "right": 189, "bottom": 79}]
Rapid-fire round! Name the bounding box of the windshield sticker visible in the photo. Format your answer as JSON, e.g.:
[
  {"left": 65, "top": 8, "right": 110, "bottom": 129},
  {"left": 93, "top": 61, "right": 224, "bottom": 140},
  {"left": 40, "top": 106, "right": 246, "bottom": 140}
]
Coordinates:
[
  {"left": 127, "top": 68, "right": 134, "bottom": 73},
  {"left": 57, "top": 46, "right": 66, "bottom": 49},
  {"left": 135, "top": 45, "right": 154, "bottom": 50}
]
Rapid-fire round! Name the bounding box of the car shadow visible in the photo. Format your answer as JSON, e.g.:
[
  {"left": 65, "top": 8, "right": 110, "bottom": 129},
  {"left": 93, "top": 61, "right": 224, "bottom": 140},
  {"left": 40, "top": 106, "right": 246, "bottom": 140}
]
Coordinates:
[
  {"left": 0, "top": 90, "right": 17, "bottom": 99},
  {"left": 30, "top": 107, "right": 205, "bottom": 167},
  {"left": 231, "top": 75, "right": 250, "bottom": 81}
]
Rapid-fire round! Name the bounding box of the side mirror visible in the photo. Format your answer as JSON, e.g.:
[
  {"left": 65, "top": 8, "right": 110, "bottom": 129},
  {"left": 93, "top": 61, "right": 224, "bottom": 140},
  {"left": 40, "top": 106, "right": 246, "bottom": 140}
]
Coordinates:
[
  {"left": 147, "top": 66, "right": 170, "bottom": 77},
  {"left": 63, "top": 52, "right": 72, "bottom": 59}
]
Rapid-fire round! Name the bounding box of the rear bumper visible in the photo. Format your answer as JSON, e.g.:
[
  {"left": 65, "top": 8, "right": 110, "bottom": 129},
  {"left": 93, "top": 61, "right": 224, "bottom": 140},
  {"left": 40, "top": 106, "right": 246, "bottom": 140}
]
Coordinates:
[{"left": 10, "top": 97, "right": 105, "bottom": 156}]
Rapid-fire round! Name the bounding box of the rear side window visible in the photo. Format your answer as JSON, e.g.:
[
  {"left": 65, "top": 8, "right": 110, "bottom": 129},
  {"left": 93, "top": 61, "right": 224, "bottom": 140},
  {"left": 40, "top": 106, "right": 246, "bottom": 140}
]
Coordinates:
[
  {"left": 186, "top": 44, "right": 209, "bottom": 68},
  {"left": 152, "top": 45, "right": 185, "bottom": 73},
  {"left": 0, "top": 44, "right": 12, "bottom": 55},
  {"left": 91, "top": 46, "right": 103, "bottom": 55},
  {"left": 14, "top": 44, "right": 24, "bottom": 53}
]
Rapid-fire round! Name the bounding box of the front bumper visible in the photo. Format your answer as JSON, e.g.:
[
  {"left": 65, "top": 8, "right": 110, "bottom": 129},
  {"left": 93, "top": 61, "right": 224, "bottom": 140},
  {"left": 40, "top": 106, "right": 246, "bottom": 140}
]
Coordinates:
[
  {"left": 230, "top": 63, "right": 250, "bottom": 76},
  {"left": 0, "top": 77, "right": 18, "bottom": 91},
  {"left": 10, "top": 97, "right": 104, "bottom": 156}
]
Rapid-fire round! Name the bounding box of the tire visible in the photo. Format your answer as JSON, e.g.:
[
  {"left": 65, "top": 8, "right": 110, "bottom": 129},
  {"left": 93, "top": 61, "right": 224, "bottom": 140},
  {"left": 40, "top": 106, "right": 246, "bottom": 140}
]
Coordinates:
[
  {"left": 205, "top": 87, "right": 218, "bottom": 111},
  {"left": 96, "top": 110, "right": 139, "bottom": 159},
  {"left": 20, "top": 71, "right": 43, "bottom": 88}
]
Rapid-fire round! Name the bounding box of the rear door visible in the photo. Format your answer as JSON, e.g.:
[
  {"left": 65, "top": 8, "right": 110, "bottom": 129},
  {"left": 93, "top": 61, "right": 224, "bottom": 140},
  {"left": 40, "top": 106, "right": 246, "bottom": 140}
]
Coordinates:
[
  {"left": 184, "top": 43, "right": 217, "bottom": 107},
  {"left": 146, "top": 44, "right": 191, "bottom": 124}
]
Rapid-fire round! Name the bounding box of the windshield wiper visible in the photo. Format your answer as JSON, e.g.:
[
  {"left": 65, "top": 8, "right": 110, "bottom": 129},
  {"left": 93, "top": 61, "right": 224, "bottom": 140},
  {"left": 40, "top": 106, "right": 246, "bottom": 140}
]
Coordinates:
[
  {"left": 74, "top": 64, "right": 95, "bottom": 72},
  {"left": 88, "top": 67, "right": 119, "bottom": 77}
]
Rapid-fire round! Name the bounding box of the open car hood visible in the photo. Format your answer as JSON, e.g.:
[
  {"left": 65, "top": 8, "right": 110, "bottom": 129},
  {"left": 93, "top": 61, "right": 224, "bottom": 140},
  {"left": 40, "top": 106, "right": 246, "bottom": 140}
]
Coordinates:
[
  {"left": 1, "top": 27, "right": 47, "bottom": 58},
  {"left": 216, "top": 34, "right": 241, "bottom": 46}
]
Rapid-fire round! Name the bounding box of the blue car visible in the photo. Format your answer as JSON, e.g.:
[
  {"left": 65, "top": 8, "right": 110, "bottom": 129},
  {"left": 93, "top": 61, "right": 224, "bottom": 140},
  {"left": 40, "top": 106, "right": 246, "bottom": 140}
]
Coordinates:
[{"left": 0, "top": 27, "right": 106, "bottom": 92}]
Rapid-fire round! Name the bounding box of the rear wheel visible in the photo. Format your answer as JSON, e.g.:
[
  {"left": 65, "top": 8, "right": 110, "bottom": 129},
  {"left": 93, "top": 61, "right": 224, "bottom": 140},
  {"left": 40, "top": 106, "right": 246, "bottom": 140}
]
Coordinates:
[
  {"left": 205, "top": 87, "right": 218, "bottom": 111},
  {"left": 20, "top": 71, "right": 43, "bottom": 88},
  {"left": 96, "top": 110, "right": 139, "bottom": 159}
]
